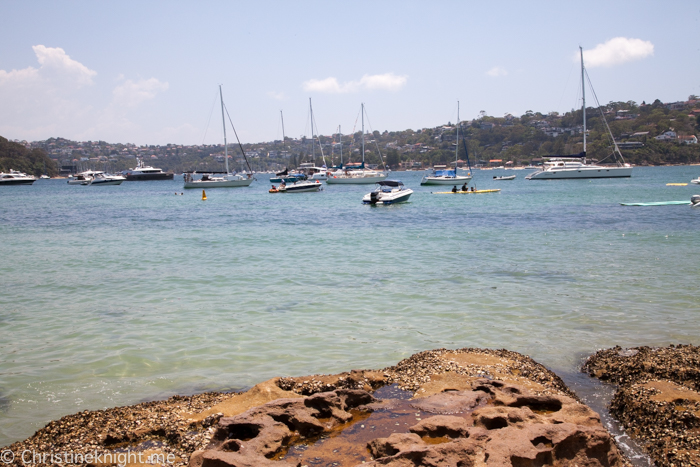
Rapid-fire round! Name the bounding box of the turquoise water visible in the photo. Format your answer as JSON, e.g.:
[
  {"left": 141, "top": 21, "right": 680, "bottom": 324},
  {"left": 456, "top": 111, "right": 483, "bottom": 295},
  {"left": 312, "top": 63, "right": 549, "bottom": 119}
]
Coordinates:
[{"left": 1, "top": 166, "right": 699, "bottom": 446}]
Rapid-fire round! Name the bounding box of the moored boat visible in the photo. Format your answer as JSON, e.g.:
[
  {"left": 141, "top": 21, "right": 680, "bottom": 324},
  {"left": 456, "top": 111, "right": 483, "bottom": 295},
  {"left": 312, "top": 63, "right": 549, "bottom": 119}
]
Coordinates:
[
  {"left": 276, "top": 179, "right": 322, "bottom": 193},
  {"left": 493, "top": 175, "right": 516, "bottom": 180},
  {"left": 0, "top": 170, "right": 36, "bottom": 185},
  {"left": 362, "top": 180, "right": 412, "bottom": 204},
  {"left": 421, "top": 102, "right": 472, "bottom": 186},
  {"left": 89, "top": 173, "right": 126, "bottom": 185},
  {"left": 124, "top": 158, "right": 174, "bottom": 181}
]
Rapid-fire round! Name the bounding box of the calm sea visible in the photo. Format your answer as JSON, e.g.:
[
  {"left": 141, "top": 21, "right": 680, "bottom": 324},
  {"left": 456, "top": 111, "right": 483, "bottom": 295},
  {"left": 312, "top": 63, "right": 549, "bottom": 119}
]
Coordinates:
[{"left": 1, "top": 166, "right": 699, "bottom": 447}]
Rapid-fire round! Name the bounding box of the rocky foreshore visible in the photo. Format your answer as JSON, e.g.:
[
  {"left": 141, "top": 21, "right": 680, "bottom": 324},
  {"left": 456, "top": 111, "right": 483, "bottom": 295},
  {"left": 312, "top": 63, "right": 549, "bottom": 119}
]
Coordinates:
[
  {"left": 4, "top": 348, "right": 630, "bottom": 467},
  {"left": 584, "top": 344, "right": 700, "bottom": 467}
]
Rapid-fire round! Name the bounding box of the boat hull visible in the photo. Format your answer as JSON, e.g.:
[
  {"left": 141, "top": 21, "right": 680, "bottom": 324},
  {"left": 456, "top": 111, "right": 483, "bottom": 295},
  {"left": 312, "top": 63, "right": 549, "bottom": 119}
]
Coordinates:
[
  {"left": 362, "top": 190, "right": 413, "bottom": 204},
  {"left": 184, "top": 178, "right": 253, "bottom": 188},
  {"left": 420, "top": 175, "right": 472, "bottom": 185},
  {"left": 280, "top": 181, "right": 322, "bottom": 192},
  {"left": 90, "top": 179, "right": 124, "bottom": 186},
  {"left": 0, "top": 179, "right": 35, "bottom": 185},
  {"left": 526, "top": 167, "right": 632, "bottom": 179},
  {"left": 125, "top": 173, "right": 174, "bottom": 181},
  {"left": 326, "top": 174, "right": 388, "bottom": 184}
]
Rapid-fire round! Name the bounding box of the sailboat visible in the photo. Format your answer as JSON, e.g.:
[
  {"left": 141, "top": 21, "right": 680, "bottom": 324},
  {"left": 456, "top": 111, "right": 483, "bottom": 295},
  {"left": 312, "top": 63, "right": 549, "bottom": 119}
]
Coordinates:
[
  {"left": 326, "top": 103, "right": 388, "bottom": 184},
  {"left": 297, "top": 98, "right": 328, "bottom": 181},
  {"left": 526, "top": 47, "right": 632, "bottom": 180},
  {"left": 421, "top": 102, "right": 473, "bottom": 186},
  {"left": 184, "top": 85, "right": 255, "bottom": 189}
]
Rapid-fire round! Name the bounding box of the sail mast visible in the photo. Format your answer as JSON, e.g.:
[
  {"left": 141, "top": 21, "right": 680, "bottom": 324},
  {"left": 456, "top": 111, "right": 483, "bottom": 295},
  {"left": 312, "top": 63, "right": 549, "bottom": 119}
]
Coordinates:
[
  {"left": 456, "top": 101, "right": 459, "bottom": 172},
  {"left": 580, "top": 46, "right": 586, "bottom": 157},
  {"left": 310, "top": 98, "right": 315, "bottom": 165},
  {"left": 219, "top": 85, "right": 229, "bottom": 175},
  {"left": 361, "top": 103, "right": 365, "bottom": 168},
  {"left": 339, "top": 125, "right": 343, "bottom": 166}
]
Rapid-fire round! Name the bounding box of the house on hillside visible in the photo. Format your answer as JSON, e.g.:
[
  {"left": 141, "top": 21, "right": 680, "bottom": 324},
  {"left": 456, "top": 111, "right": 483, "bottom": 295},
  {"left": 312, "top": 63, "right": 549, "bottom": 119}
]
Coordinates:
[
  {"left": 679, "top": 135, "right": 698, "bottom": 145},
  {"left": 655, "top": 131, "right": 677, "bottom": 141}
]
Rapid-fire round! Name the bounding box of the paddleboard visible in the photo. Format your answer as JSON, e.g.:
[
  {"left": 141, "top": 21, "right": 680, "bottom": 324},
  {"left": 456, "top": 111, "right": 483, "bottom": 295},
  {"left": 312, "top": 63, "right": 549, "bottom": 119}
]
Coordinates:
[
  {"left": 432, "top": 189, "right": 501, "bottom": 194},
  {"left": 620, "top": 201, "right": 690, "bottom": 206},
  {"left": 666, "top": 183, "right": 688, "bottom": 186}
]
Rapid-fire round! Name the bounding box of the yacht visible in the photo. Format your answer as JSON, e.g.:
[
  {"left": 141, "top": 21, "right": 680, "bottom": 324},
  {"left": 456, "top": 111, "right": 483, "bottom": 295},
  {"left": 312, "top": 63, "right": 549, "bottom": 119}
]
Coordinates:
[
  {"left": 89, "top": 172, "right": 126, "bottom": 185},
  {"left": 0, "top": 170, "right": 36, "bottom": 185},
  {"left": 124, "top": 158, "right": 174, "bottom": 181},
  {"left": 362, "top": 180, "right": 413, "bottom": 205},
  {"left": 526, "top": 47, "right": 632, "bottom": 180},
  {"left": 68, "top": 170, "right": 101, "bottom": 185}
]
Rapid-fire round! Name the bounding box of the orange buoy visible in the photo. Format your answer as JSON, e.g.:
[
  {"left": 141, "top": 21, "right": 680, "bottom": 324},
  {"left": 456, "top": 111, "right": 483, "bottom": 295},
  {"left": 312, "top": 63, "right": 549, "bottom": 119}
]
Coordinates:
[{"left": 202, "top": 190, "right": 207, "bottom": 200}]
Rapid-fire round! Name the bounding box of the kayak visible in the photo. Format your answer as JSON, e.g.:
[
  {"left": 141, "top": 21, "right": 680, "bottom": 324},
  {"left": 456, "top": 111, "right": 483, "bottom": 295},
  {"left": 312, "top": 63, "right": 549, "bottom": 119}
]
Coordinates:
[{"left": 432, "top": 189, "right": 501, "bottom": 194}]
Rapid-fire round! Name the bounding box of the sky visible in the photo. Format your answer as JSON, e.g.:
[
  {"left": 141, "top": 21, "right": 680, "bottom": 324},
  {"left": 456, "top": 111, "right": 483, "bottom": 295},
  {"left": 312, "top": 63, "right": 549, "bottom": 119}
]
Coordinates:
[{"left": 1, "top": 0, "right": 699, "bottom": 146}]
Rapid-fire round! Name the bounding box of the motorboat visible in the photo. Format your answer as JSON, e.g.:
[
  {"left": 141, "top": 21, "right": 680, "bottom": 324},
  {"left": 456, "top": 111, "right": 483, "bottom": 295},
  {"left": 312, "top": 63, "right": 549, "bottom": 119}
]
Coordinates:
[
  {"left": 89, "top": 173, "right": 126, "bottom": 185},
  {"left": 0, "top": 170, "right": 36, "bottom": 185},
  {"left": 493, "top": 175, "right": 516, "bottom": 180},
  {"left": 421, "top": 102, "right": 472, "bottom": 186},
  {"left": 124, "top": 158, "right": 174, "bottom": 181},
  {"left": 276, "top": 179, "right": 323, "bottom": 193},
  {"left": 326, "top": 103, "right": 388, "bottom": 185},
  {"left": 691, "top": 177, "right": 700, "bottom": 185},
  {"left": 692, "top": 195, "right": 700, "bottom": 207},
  {"left": 526, "top": 47, "right": 632, "bottom": 180},
  {"left": 68, "top": 170, "right": 102, "bottom": 185},
  {"left": 362, "top": 180, "right": 413, "bottom": 205},
  {"left": 40, "top": 174, "right": 50, "bottom": 179}
]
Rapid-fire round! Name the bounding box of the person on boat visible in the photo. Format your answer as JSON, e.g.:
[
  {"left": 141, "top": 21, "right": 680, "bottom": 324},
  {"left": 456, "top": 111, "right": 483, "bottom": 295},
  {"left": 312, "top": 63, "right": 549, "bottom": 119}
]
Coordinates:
[
  {"left": 461, "top": 183, "right": 468, "bottom": 191},
  {"left": 471, "top": 186, "right": 475, "bottom": 192},
  {"left": 271, "top": 184, "right": 277, "bottom": 190},
  {"left": 452, "top": 185, "right": 457, "bottom": 193}
]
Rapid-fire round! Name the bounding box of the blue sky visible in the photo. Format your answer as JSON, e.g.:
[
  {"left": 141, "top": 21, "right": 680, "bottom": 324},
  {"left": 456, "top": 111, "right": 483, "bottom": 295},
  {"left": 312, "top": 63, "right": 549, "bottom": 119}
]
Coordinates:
[{"left": 1, "top": 0, "right": 698, "bottom": 146}]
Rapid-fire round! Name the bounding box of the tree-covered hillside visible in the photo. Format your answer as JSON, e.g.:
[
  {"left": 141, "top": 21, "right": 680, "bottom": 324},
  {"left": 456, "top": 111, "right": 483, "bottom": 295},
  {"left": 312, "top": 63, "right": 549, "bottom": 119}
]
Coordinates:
[{"left": 0, "top": 136, "right": 57, "bottom": 176}]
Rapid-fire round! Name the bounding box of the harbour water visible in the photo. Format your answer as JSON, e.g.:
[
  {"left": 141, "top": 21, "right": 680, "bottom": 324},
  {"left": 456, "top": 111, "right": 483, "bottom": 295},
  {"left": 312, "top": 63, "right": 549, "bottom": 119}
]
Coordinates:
[{"left": 1, "top": 166, "right": 699, "bottom": 447}]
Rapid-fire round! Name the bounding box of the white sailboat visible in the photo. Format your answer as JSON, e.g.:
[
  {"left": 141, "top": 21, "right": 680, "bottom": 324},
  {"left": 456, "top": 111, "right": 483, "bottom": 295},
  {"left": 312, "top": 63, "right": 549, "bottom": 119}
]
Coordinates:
[
  {"left": 421, "top": 102, "right": 473, "bottom": 186},
  {"left": 526, "top": 47, "right": 632, "bottom": 180},
  {"left": 326, "top": 103, "right": 388, "bottom": 184},
  {"left": 184, "top": 85, "right": 254, "bottom": 189}
]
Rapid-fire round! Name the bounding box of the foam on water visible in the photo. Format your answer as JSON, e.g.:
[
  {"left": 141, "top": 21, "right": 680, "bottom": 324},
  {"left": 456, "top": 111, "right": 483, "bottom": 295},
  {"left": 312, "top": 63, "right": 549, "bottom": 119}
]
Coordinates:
[{"left": 1, "top": 166, "right": 699, "bottom": 446}]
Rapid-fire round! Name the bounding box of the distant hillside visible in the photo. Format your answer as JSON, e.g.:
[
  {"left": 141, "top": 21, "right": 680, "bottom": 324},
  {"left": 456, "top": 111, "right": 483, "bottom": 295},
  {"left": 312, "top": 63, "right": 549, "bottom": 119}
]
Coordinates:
[
  {"left": 0, "top": 136, "right": 57, "bottom": 176},
  {"left": 11, "top": 97, "right": 700, "bottom": 174}
]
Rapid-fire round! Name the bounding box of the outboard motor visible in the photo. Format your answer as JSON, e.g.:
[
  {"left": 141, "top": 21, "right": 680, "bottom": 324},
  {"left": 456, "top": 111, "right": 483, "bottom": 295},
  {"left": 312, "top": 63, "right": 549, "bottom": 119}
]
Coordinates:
[
  {"left": 370, "top": 191, "right": 379, "bottom": 205},
  {"left": 691, "top": 194, "right": 700, "bottom": 207}
]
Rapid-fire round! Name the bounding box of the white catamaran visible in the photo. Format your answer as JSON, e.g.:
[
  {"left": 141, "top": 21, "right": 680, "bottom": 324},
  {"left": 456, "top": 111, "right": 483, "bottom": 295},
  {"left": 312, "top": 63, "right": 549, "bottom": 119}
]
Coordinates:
[
  {"left": 526, "top": 47, "right": 632, "bottom": 180},
  {"left": 184, "top": 85, "right": 254, "bottom": 189}
]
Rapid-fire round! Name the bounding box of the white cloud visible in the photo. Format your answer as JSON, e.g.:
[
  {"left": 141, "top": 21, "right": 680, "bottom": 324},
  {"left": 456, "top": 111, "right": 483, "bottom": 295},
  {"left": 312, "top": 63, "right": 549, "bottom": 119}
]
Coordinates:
[
  {"left": 581, "top": 38, "right": 654, "bottom": 68},
  {"left": 112, "top": 77, "right": 169, "bottom": 108},
  {"left": 486, "top": 66, "right": 508, "bottom": 77},
  {"left": 302, "top": 73, "right": 407, "bottom": 93},
  {"left": 32, "top": 45, "right": 97, "bottom": 86}
]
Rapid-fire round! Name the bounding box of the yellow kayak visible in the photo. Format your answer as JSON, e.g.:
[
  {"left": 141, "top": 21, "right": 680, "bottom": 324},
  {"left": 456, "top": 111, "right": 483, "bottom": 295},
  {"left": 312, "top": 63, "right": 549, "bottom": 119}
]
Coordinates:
[
  {"left": 432, "top": 189, "right": 501, "bottom": 194},
  {"left": 666, "top": 183, "right": 687, "bottom": 186}
]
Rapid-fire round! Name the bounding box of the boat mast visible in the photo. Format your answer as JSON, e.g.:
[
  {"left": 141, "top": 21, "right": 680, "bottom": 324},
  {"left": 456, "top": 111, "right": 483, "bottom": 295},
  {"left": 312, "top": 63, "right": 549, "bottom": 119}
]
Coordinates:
[
  {"left": 456, "top": 101, "right": 459, "bottom": 172},
  {"left": 310, "top": 98, "right": 315, "bottom": 165},
  {"left": 220, "top": 85, "right": 230, "bottom": 175},
  {"left": 339, "top": 125, "right": 343, "bottom": 166},
  {"left": 361, "top": 103, "right": 365, "bottom": 167},
  {"left": 580, "top": 46, "right": 586, "bottom": 158}
]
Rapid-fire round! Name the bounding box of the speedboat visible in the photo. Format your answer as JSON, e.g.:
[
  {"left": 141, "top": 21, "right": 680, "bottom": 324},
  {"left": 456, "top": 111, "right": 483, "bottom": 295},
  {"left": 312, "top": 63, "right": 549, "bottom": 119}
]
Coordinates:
[
  {"left": 362, "top": 180, "right": 413, "bottom": 205},
  {"left": 691, "top": 177, "right": 700, "bottom": 185},
  {"left": 277, "top": 179, "right": 323, "bottom": 193},
  {"left": 692, "top": 195, "right": 700, "bottom": 208},
  {"left": 0, "top": 170, "right": 36, "bottom": 185},
  {"left": 493, "top": 175, "right": 516, "bottom": 180},
  {"left": 89, "top": 173, "right": 126, "bottom": 185},
  {"left": 124, "top": 158, "right": 173, "bottom": 181}
]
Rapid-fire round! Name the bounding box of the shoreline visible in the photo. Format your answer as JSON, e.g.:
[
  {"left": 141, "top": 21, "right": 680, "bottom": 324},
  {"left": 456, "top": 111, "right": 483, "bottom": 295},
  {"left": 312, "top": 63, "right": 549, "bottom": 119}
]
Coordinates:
[{"left": 2, "top": 347, "right": 641, "bottom": 467}]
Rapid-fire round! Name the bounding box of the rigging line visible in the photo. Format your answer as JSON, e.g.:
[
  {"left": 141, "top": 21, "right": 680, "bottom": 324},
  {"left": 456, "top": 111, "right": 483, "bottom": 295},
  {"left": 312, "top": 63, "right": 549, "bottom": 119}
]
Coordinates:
[
  {"left": 223, "top": 103, "right": 253, "bottom": 174},
  {"left": 362, "top": 106, "right": 386, "bottom": 170},
  {"left": 200, "top": 89, "right": 220, "bottom": 145},
  {"left": 310, "top": 109, "right": 327, "bottom": 165},
  {"left": 584, "top": 69, "right": 627, "bottom": 165}
]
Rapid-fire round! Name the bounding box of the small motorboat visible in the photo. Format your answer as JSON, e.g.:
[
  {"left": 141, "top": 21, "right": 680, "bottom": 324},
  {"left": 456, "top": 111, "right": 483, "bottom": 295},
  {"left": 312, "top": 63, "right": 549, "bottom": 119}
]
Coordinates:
[
  {"left": 691, "top": 177, "right": 700, "bottom": 185},
  {"left": 692, "top": 194, "right": 700, "bottom": 208},
  {"left": 493, "top": 175, "right": 516, "bottom": 180},
  {"left": 278, "top": 179, "right": 322, "bottom": 193},
  {"left": 0, "top": 170, "right": 36, "bottom": 185},
  {"left": 362, "top": 180, "right": 413, "bottom": 205}
]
